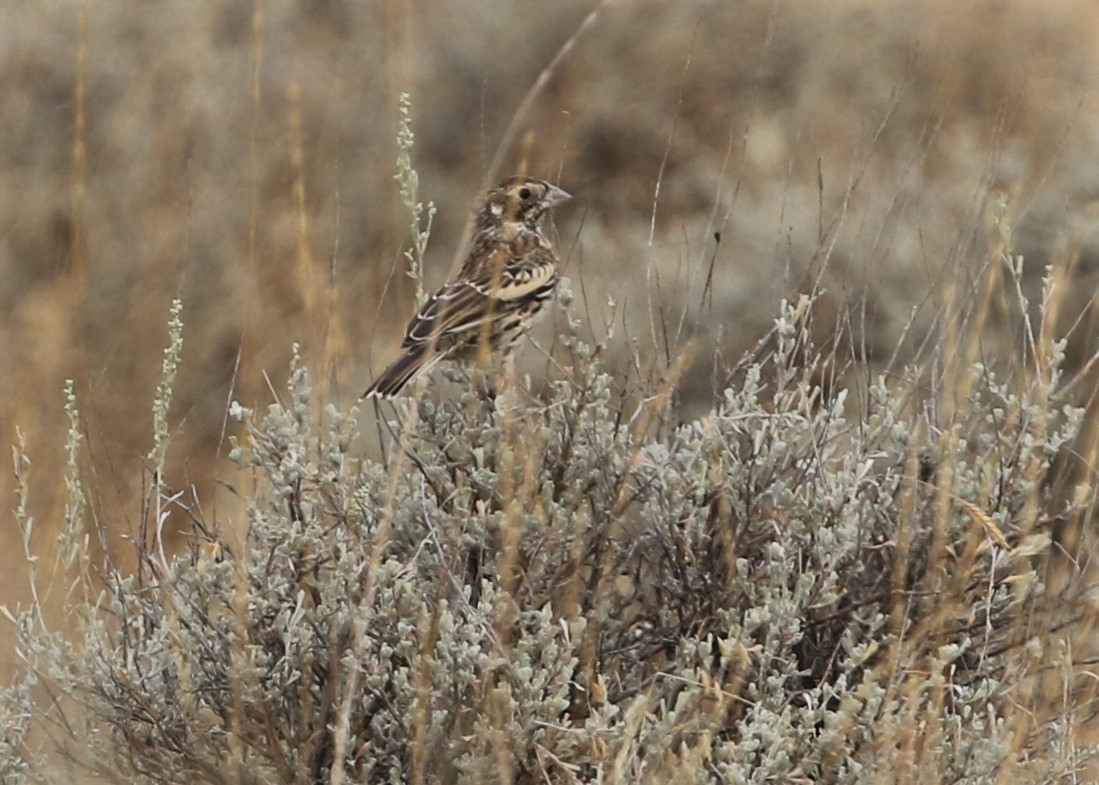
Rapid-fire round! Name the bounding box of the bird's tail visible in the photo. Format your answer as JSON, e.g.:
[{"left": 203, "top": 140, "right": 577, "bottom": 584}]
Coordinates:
[{"left": 361, "top": 345, "right": 436, "bottom": 399}]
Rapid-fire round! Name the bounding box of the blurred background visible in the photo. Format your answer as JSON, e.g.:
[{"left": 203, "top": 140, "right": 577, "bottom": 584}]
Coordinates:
[{"left": 3, "top": 0, "right": 1099, "bottom": 675}]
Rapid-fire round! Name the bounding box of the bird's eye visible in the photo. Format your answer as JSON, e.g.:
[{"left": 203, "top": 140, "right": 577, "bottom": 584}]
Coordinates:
[{"left": 518, "top": 187, "right": 532, "bottom": 200}]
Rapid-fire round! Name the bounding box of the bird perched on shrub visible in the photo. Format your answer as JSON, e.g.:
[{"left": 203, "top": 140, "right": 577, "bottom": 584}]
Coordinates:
[{"left": 363, "top": 176, "right": 572, "bottom": 398}]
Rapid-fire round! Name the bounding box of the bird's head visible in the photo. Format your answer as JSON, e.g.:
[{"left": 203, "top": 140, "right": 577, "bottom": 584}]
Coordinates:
[{"left": 477, "top": 176, "right": 572, "bottom": 233}]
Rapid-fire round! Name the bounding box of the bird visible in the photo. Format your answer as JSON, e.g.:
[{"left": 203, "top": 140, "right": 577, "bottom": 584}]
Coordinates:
[{"left": 362, "top": 175, "right": 572, "bottom": 399}]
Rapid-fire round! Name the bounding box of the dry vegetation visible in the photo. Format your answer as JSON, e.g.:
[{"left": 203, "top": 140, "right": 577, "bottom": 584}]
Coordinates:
[{"left": 3, "top": 0, "right": 1099, "bottom": 782}]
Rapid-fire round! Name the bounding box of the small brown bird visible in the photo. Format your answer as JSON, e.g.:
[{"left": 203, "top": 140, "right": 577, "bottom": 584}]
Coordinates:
[{"left": 362, "top": 176, "right": 572, "bottom": 399}]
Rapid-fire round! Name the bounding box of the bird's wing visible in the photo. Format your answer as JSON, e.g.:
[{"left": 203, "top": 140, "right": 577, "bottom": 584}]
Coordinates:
[
  {"left": 467, "top": 243, "right": 559, "bottom": 301},
  {"left": 401, "top": 244, "right": 558, "bottom": 349},
  {"left": 401, "top": 280, "right": 494, "bottom": 347}
]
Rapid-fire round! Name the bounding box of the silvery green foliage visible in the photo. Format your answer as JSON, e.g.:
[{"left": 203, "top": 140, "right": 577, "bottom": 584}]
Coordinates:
[
  {"left": 0, "top": 637, "right": 32, "bottom": 785},
  {"left": 394, "top": 92, "right": 435, "bottom": 308},
  {"left": 3, "top": 300, "right": 1095, "bottom": 784}
]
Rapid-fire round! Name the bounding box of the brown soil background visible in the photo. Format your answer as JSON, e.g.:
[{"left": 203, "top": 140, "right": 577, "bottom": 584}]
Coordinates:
[{"left": 3, "top": 0, "right": 1099, "bottom": 676}]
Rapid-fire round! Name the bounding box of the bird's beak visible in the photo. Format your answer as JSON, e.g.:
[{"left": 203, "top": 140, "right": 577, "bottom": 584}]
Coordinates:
[{"left": 542, "top": 184, "right": 572, "bottom": 209}]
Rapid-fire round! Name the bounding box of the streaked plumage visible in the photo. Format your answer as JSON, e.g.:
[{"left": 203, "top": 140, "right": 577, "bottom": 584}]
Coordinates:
[{"left": 363, "top": 176, "right": 571, "bottom": 399}]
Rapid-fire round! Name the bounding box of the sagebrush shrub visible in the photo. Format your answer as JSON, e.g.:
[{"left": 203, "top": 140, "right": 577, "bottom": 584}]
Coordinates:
[{"left": 2, "top": 296, "right": 1095, "bottom": 785}]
